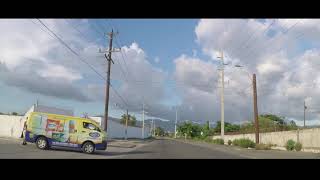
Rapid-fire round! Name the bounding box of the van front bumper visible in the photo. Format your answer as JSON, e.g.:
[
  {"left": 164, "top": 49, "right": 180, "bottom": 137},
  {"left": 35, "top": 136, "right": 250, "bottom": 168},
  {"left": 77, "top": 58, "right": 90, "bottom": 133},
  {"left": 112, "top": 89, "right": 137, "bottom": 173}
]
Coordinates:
[{"left": 96, "top": 140, "right": 107, "bottom": 150}]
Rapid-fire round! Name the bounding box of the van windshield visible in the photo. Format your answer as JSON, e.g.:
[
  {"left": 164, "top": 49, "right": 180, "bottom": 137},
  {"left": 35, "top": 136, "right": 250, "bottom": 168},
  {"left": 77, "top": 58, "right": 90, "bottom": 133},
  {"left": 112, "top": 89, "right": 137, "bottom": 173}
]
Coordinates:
[{"left": 83, "top": 122, "right": 101, "bottom": 132}]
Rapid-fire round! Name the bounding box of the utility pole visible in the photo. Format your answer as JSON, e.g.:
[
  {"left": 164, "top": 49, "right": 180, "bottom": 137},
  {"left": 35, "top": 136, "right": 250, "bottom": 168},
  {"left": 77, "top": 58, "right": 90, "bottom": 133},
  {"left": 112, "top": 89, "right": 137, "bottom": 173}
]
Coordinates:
[
  {"left": 217, "top": 51, "right": 225, "bottom": 140},
  {"left": 142, "top": 102, "right": 145, "bottom": 139},
  {"left": 103, "top": 29, "right": 115, "bottom": 132},
  {"left": 125, "top": 109, "right": 128, "bottom": 140},
  {"left": 253, "top": 74, "right": 259, "bottom": 144},
  {"left": 153, "top": 119, "right": 156, "bottom": 136},
  {"left": 175, "top": 106, "right": 178, "bottom": 138},
  {"left": 150, "top": 117, "right": 153, "bottom": 137},
  {"left": 304, "top": 100, "right": 307, "bottom": 128}
]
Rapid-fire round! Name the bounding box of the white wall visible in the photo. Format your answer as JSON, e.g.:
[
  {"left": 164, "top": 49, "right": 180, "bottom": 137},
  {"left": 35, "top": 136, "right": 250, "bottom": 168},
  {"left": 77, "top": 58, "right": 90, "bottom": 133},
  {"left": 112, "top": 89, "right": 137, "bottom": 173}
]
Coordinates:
[
  {"left": 0, "top": 105, "right": 34, "bottom": 138},
  {"left": 213, "top": 128, "right": 320, "bottom": 148},
  {"left": 90, "top": 116, "right": 151, "bottom": 139},
  {"left": 0, "top": 115, "right": 23, "bottom": 138}
]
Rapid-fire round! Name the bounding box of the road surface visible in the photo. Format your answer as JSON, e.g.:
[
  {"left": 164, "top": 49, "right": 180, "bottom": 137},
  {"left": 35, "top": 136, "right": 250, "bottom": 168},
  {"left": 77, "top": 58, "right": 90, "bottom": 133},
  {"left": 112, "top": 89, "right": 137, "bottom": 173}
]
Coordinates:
[
  {"left": 0, "top": 137, "right": 150, "bottom": 159},
  {"left": 0, "top": 137, "right": 319, "bottom": 159},
  {"left": 120, "top": 138, "right": 320, "bottom": 159}
]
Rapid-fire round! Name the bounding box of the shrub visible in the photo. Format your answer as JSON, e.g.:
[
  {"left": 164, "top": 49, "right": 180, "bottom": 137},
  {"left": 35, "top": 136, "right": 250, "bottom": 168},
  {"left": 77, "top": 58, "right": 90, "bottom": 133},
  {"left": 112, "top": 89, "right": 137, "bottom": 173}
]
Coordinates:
[
  {"left": 204, "top": 138, "right": 211, "bottom": 143},
  {"left": 255, "top": 143, "right": 271, "bottom": 150},
  {"left": 285, "top": 139, "right": 296, "bottom": 151},
  {"left": 228, "top": 140, "right": 232, "bottom": 145},
  {"left": 212, "top": 138, "right": 224, "bottom": 145},
  {"left": 232, "top": 139, "right": 240, "bottom": 146},
  {"left": 295, "top": 142, "right": 302, "bottom": 151},
  {"left": 232, "top": 138, "right": 255, "bottom": 148}
]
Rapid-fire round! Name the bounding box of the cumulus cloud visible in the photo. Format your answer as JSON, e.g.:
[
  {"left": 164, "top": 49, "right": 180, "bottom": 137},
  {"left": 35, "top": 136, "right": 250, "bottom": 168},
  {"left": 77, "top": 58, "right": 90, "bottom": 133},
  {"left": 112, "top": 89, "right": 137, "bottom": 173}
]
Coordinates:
[
  {"left": 0, "top": 62, "right": 89, "bottom": 102},
  {"left": 87, "top": 42, "right": 169, "bottom": 116},
  {"left": 177, "top": 19, "right": 320, "bottom": 124},
  {"left": 0, "top": 19, "right": 171, "bottom": 118}
]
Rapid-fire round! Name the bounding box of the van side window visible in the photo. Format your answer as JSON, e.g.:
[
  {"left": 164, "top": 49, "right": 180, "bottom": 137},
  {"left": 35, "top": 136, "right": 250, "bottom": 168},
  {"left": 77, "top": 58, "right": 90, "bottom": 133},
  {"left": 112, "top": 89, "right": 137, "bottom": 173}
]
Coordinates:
[{"left": 83, "top": 122, "right": 100, "bottom": 132}]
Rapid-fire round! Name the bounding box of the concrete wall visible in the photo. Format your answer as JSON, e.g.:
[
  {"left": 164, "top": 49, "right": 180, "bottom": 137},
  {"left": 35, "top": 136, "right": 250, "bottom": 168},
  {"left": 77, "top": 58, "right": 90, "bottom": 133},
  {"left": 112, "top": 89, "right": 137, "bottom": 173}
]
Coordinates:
[
  {"left": 213, "top": 128, "right": 320, "bottom": 148},
  {"left": 0, "top": 105, "right": 34, "bottom": 138},
  {"left": 0, "top": 115, "right": 23, "bottom": 138},
  {"left": 90, "top": 116, "right": 151, "bottom": 139}
]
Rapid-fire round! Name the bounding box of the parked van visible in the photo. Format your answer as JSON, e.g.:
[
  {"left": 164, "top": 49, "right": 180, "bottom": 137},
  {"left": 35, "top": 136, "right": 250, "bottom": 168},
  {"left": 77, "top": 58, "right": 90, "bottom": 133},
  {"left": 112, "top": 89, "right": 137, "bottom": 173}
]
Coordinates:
[{"left": 24, "top": 112, "right": 107, "bottom": 154}]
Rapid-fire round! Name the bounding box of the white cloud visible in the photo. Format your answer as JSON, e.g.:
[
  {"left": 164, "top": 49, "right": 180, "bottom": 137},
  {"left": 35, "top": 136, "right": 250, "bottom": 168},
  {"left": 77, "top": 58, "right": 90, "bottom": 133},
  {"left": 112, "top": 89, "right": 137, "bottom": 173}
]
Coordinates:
[
  {"left": 38, "top": 64, "right": 82, "bottom": 82},
  {"left": 171, "top": 19, "right": 320, "bottom": 124}
]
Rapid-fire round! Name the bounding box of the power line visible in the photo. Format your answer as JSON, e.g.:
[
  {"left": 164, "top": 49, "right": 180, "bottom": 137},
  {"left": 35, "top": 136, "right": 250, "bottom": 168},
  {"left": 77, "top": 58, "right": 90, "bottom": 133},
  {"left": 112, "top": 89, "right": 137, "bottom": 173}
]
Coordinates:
[
  {"left": 230, "top": 20, "right": 265, "bottom": 57},
  {"left": 109, "top": 83, "right": 129, "bottom": 107},
  {"left": 114, "top": 39, "right": 131, "bottom": 79},
  {"left": 64, "top": 19, "right": 102, "bottom": 45},
  {"left": 37, "top": 19, "right": 107, "bottom": 81},
  {"left": 113, "top": 52, "right": 130, "bottom": 82},
  {"left": 242, "top": 19, "right": 276, "bottom": 51},
  {"left": 243, "top": 20, "right": 301, "bottom": 61},
  {"left": 36, "top": 19, "right": 129, "bottom": 108}
]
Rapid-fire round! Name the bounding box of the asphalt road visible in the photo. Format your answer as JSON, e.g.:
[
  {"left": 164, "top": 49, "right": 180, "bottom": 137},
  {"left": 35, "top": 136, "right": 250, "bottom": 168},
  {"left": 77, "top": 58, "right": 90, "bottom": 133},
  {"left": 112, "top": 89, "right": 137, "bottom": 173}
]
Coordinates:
[
  {"left": 1, "top": 137, "right": 320, "bottom": 159},
  {"left": 120, "top": 138, "right": 320, "bottom": 159},
  {"left": 0, "top": 137, "right": 149, "bottom": 159},
  {"left": 120, "top": 138, "right": 245, "bottom": 159}
]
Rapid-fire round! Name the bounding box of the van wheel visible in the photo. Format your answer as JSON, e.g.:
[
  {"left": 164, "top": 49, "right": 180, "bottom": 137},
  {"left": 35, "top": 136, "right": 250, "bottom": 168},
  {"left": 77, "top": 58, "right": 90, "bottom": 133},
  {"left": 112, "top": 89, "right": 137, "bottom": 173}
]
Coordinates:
[
  {"left": 36, "top": 137, "right": 48, "bottom": 150},
  {"left": 82, "top": 142, "right": 95, "bottom": 154}
]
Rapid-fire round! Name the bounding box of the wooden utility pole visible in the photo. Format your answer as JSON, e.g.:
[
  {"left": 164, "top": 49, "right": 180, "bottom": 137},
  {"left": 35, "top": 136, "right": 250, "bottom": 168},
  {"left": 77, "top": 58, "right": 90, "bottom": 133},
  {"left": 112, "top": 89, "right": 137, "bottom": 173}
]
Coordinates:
[
  {"left": 104, "top": 29, "right": 114, "bottom": 131},
  {"left": 125, "top": 109, "right": 128, "bottom": 140},
  {"left": 253, "top": 74, "right": 259, "bottom": 144},
  {"left": 304, "top": 100, "right": 306, "bottom": 128},
  {"left": 142, "top": 102, "right": 145, "bottom": 139}
]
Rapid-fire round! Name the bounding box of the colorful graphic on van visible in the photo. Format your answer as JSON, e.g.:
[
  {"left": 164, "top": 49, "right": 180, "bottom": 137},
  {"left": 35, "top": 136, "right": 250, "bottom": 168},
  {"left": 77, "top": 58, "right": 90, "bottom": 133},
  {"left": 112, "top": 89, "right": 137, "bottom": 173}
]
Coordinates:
[
  {"left": 89, "top": 132, "right": 100, "bottom": 138},
  {"left": 52, "top": 132, "right": 67, "bottom": 142},
  {"left": 46, "top": 119, "right": 59, "bottom": 131},
  {"left": 69, "top": 120, "right": 76, "bottom": 133},
  {"left": 46, "top": 119, "right": 64, "bottom": 132}
]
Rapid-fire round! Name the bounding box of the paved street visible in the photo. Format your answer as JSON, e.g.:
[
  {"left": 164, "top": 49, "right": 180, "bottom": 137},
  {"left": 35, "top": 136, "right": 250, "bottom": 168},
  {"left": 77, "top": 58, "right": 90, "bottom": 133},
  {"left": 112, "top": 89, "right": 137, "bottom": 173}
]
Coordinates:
[
  {"left": 0, "top": 137, "right": 150, "bottom": 159},
  {"left": 1, "top": 137, "right": 320, "bottom": 159},
  {"left": 120, "top": 138, "right": 245, "bottom": 159}
]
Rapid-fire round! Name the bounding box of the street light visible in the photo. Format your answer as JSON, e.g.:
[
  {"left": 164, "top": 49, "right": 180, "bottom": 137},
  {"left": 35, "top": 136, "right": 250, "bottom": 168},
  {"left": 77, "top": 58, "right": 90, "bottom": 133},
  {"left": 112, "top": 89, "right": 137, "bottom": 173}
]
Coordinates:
[{"left": 234, "top": 64, "right": 259, "bottom": 144}]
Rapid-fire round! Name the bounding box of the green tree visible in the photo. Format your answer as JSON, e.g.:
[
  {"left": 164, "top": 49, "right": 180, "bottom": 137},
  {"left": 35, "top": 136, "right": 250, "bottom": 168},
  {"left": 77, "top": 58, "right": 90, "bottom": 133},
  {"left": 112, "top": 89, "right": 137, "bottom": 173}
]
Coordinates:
[
  {"left": 202, "top": 121, "right": 211, "bottom": 137},
  {"left": 214, "top": 121, "right": 240, "bottom": 133},
  {"left": 177, "top": 122, "right": 202, "bottom": 138},
  {"left": 11, "top": 112, "right": 18, "bottom": 116},
  {"left": 260, "top": 114, "right": 286, "bottom": 125},
  {"left": 120, "top": 114, "right": 137, "bottom": 126},
  {"left": 154, "top": 127, "right": 165, "bottom": 136},
  {"left": 288, "top": 120, "right": 298, "bottom": 130}
]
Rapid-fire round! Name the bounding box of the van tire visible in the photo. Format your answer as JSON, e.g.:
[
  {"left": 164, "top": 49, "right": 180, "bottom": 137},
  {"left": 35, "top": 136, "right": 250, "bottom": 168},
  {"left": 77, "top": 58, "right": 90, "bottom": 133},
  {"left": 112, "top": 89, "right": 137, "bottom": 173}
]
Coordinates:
[
  {"left": 82, "top": 142, "right": 95, "bottom": 154},
  {"left": 36, "top": 136, "right": 48, "bottom": 150}
]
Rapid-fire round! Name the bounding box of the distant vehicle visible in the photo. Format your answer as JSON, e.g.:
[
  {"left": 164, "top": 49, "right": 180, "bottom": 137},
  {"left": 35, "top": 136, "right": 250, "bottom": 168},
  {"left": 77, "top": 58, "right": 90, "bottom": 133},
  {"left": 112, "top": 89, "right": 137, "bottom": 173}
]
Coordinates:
[{"left": 24, "top": 112, "right": 107, "bottom": 154}]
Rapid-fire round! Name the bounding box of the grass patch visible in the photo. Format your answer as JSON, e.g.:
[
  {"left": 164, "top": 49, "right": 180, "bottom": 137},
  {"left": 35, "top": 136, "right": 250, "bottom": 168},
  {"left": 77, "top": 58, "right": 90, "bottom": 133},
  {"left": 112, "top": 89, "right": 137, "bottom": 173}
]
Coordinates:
[
  {"left": 255, "top": 143, "right": 272, "bottom": 150},
  {"left": 233, "top": 138, "right": 255, "bottom": 148}
]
